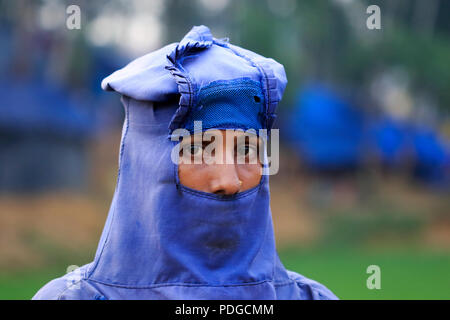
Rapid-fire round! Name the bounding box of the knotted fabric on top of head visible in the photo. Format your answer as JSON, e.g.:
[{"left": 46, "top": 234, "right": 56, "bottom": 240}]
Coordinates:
[{"left": 101, "top": 25, "right": 287, "bottom": 133}]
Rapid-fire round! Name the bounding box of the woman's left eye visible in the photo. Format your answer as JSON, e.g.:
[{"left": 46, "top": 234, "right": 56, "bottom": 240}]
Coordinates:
[{"left": 237, "top": 144, "right": 256, "bottom": 157}]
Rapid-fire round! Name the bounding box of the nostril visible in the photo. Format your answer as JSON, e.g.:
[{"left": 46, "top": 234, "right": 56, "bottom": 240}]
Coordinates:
[
  {"left": 211, "top": 180, "right": 241, "bottom": 196},
  {"left": 214, "top": 189, "right": 226, "bottom": 195},
  {"left": 213, "top": 188, "right": 239, "bottom": 196}
]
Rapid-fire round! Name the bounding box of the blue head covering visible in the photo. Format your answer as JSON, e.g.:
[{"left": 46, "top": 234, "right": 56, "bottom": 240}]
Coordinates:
[{"left": 33, "top": 26, "right": 337, "bottom": 300}]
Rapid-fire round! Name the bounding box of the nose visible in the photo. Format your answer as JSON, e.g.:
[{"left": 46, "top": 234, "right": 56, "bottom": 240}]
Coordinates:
[{"left": 209, "top": 164, "right": 241, "bottom": 195}]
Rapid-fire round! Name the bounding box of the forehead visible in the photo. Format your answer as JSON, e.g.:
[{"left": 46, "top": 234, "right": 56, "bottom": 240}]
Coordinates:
[{"left": 184, "top": 129, "right": 260, "bottom": 141}]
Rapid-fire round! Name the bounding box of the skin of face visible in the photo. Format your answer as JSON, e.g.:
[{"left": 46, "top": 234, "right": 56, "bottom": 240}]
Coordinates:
[{"left": 178, "top": 129, "right": 262, "bottom": 195}]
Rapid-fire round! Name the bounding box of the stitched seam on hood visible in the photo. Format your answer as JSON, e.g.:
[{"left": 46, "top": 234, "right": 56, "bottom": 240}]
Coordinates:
[{"left": 86, "top": 278, "right": 273, "bottom": 289}]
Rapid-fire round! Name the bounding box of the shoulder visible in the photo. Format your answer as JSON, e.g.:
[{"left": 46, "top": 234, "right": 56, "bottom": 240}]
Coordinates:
[
  {"left": 32, "top": 264, "right": 103, "bottom": 300},
  {"left": 285, "top": 270, "right": 339, "bottom": 300}
]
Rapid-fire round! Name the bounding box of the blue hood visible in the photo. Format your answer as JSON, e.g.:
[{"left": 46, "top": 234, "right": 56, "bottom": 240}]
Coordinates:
[
  {"left": 87, "top": 97, "right": 279, "bottom": 297},
  {"left": 33, "top": 26, "right": 337, "bottom": 300}
]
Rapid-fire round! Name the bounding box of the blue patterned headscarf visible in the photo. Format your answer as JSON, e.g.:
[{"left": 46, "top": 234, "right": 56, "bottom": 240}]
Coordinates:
[{"left": 33, "top": 26, "right": 337, "bottom": 300}]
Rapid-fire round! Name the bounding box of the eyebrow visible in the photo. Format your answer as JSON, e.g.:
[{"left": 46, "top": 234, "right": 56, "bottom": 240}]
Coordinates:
[{"left": 180, "top": 134, "right": 260, "bottom": 146}]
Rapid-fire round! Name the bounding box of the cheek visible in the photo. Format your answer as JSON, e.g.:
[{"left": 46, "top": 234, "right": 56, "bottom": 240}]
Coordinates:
[
  {"left": 178, "top": 163, "right": 210, "bottom": 191},
  {"left": 236, "top": 163, "right": 262, "bottom": 190}
]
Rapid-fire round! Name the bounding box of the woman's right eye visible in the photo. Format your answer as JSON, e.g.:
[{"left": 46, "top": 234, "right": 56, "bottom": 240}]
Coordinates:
[{"left": 185, "top": 144, "right": 202, "bottom": 156}]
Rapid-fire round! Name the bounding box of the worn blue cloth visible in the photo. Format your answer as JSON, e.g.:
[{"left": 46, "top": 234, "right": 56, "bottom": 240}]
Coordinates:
[{"left": 33, "top": 26, "right": 338, "bottom": 300}]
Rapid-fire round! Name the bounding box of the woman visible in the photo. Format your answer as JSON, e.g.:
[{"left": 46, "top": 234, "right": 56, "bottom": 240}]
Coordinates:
[{"left": 33, "top": 26, "right": 337, "bottom": 300}]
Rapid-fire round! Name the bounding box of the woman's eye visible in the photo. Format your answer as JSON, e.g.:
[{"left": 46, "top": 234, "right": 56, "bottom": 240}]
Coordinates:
[
  {"left": 237, "top": 144, "right": 256, "bottom": 158},
  {"left": 187, "top": 144, "right": 202, "bottom": 156}
]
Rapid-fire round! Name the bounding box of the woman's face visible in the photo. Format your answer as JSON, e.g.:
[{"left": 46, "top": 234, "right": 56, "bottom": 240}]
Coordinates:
[{"left": 178, "top": 129, "right": 262, "bottom": 195}]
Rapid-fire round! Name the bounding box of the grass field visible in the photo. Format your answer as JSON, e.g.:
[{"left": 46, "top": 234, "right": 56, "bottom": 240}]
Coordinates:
[
  {"left": 0, "top": 247, "right": 449, "bottom": 300},
  {"left": 280, "top": 247, "right": 450, "bottom": 299}
]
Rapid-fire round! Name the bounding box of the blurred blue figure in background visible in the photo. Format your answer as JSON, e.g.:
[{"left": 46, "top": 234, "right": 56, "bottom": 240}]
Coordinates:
[
  {"left": 412, "top": 126, "right": 449, "bottom": 188},
  {"left": 0, "top": 10, "right": 125, "bottom": 193},
  {"left": 369, "top": 118, "right": 410, "bottom": 167},
  {"left": 0, "top": 80, "right": 94, "bottom": 192},
  {"left": 284, "top": 84, "right": 364, "bottom": 172}
]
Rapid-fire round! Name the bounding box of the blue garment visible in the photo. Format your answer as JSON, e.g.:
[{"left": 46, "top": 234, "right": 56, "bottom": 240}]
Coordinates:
[{"left": 33, "top": 26, "right": 337, "bottom": 300}]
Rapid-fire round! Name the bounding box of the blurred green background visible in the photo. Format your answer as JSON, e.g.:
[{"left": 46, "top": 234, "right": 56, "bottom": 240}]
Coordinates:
[{"left": 0, "top": 0, "right": 449, "bottom": 299}]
